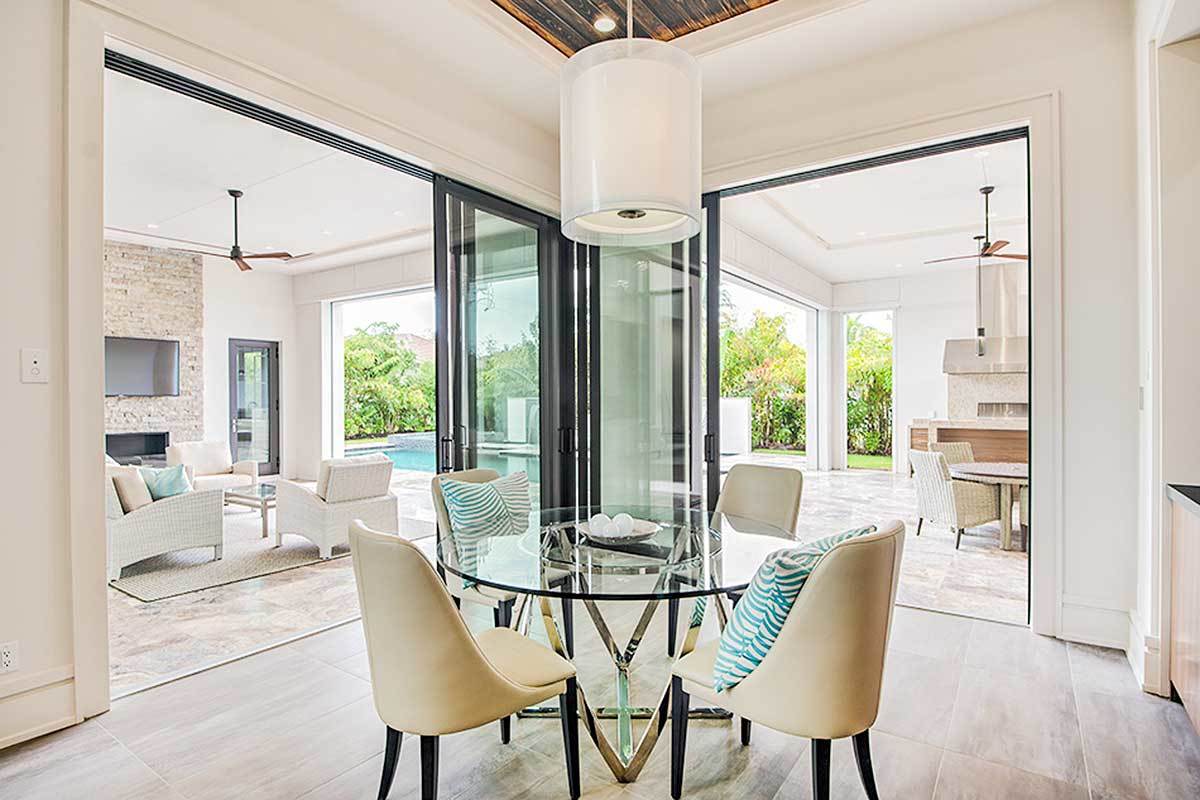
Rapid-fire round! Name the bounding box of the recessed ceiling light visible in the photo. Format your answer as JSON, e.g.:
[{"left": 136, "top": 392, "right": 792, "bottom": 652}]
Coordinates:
[
  {"left": 895, "top": 263, "right": 904, "bottom": 268},
  {"left": 809, "top": 181, "right": 823, "bottom": 189},
  {"left": 975, "top": 150, "right": 990, "bottom": 160},
  {"left": 393, "top": 210, "right": 404, "bottom": 216},
  {"left": 146, "top": 223, "right": 159, "bottom": 229},
  {"left": 856, "top": 231, "right": 868, "bottom": 237},
  {"left": 322, "top": 230, "right": 333, "bottom": 236},
  {"left": 594, "top": 16, "right": 616, "bottom": 32}
]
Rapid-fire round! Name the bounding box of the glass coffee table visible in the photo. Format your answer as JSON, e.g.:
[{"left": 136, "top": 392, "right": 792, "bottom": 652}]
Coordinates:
[
  {"left": 436, "top": 505, "right": 789, "bottom": 782},
  {"left": 224, "top": 483, "right": 276, "bottom": 539}
]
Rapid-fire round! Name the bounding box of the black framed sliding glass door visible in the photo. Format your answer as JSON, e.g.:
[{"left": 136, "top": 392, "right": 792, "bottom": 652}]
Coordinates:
[
  {"left": 571, "top": 192, "right": 721, "bottom": 510},
  {"left": 434, "top": 177, "right": 574, "bottom": 509},
  {"left": 228, "top": 338, "right": 280, "bottom": 475}
]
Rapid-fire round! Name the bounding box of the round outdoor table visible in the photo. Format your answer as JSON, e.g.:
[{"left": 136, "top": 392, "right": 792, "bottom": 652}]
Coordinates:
[
  {"left": 435, "top": 505, "right": 790, "bottom": 782},
  {"left": 948, "top": 462, "right": 1029, "bottom": 550}
]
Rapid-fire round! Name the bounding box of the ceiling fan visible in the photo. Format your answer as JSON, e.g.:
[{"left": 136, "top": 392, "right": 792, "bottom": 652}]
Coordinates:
[
  {"left": 172, "top": 189, "right": 307, "bottom": 271},
  {"left": 924, "top": 185, "right": 1029, "bottom": 264}
]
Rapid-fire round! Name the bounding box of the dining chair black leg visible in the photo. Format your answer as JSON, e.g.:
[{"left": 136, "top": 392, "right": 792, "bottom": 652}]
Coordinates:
[
  {"left": 499, "top": 715, "right": 511, "bottom": 744},
  {"left": 667, "top": 595, "right": 679, "bottom": 657},
  {"left": 811, "top": 738, "right": 831, "bottom": 800},
  {"left": 420, "top": 735, "right": 439, "bottom": 800},
  {"left": 916, "top": 517, "right": 923, "bottom": 536},
  {"left": 377, "top": 727, "right": 401, "bottom": 800},
  {"left": 559, "top": 677, "right": 581, "bottom": 799},
  {"left": 494, "top": 599, "right": 514, "bottom": 629},
  {"left": 670, "top": 676, "right": 690, "bottom": 800},
  {"left": 851, "top": 729, "right": 880, "bottom": 800},
  {"left": 740, "top": 717, "right": 752, "bottom": 746},
  {"left": 561, "top": 596, "right": 575, "bottom": 658},
  {"left": 955, "top": 528, "right": 964, "bottom": 549}
]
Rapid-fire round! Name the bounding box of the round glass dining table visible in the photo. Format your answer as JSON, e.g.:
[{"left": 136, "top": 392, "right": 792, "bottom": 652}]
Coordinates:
[{"left": 435, "top": 505, "right": 791, "bottom": 782}]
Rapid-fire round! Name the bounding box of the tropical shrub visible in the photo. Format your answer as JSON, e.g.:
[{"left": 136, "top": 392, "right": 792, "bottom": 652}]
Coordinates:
[
  {"left": 845, "top": 315, "right": 893, "bottom": 456},
  {"left": 343, "top": 322, "right": 435, "bottom": 439}
]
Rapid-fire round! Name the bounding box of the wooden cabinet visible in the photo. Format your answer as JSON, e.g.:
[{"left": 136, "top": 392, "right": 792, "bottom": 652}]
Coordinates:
[
  {"left": 907, "top": 420, "right": 1029, "bottom": 464},
  {"left": 1170, "top": 488, "right": 1200, "bottom": 732}
]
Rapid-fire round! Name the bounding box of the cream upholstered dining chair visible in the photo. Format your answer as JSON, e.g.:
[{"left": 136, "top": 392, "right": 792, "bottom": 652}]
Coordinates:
[
  {"left": 350, "top": 521, "right": 580, "bottom": 800},
  {"left": 909, "top": 450, "right": 1001, "bottom": 550},
  {"left": 667, "top": 463, "right": 804, "bottom": 656},
  {"left": 431, "top": 469, "right": 575, "bottom": 662},
  {"left": 669, "top": 521, "right": 905, "bottom": 800}
]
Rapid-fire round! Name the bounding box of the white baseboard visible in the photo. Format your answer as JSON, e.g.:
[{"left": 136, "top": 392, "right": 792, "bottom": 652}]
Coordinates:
[
  {"left": 1126, "top": 613, "right": 1166, "bottom": 696},
  {"left": 0, "top": 678, "right": 77, "bottom": 751},
  {"left": 1059, "top": 596, "right": 1131, "bottom": 649}
]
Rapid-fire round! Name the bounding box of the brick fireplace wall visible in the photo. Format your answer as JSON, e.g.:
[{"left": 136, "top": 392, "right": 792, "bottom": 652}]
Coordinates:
[{"left": 103, "top": 240, "right": 204, "bottom": 442}]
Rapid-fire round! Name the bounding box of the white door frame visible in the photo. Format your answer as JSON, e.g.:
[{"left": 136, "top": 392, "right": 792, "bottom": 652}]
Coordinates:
[{"left": 702, "top": 95, "right": 1063, "bottom": 638}]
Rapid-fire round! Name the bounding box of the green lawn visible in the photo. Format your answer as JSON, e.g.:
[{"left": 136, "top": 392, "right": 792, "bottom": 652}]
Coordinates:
[
  {"left": 752, "top": 448, "right": 807, "bottom": 457},
  {"left": 848, "top": 453, "right": 893, "bottom": 471}
]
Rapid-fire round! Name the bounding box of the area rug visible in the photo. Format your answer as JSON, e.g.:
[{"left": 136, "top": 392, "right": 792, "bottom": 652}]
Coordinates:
[{"left": 109, "top": 507, "right": 349, "bottom": 602}]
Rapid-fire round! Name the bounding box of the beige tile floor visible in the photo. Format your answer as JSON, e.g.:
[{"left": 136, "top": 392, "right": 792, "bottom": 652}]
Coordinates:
[
  {"left": 11, "top": 602, "right": 1200, "bottom": 799},
  {"left": 109, "top": 467, "right": 1027, "bottom": 696}
]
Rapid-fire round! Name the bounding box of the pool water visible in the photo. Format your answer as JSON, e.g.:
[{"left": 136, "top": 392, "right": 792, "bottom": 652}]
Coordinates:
[{"left": 347, "top": 439, "right": 539, "bottom": 482}]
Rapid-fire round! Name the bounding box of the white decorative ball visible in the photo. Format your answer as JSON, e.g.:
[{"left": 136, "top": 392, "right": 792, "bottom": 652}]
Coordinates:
[
  {"left": 601, "top": 521, "right": 621, "bottom": 538},
  {"left": 589, "top": 513, "right": 612, "bottom": 531},
  {"left": 613, "top": 513, "right": 634, "bottom": 536}
]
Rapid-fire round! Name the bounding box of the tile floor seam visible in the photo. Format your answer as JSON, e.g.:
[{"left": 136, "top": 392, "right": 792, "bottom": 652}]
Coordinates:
[
  {"left": 929, "top": 746, "right": 948, "bottom": 799},
  {"left": 95, "top": 719, "right": 188, "bottom": 799},
  {"left": 293, "top": 749, "right": 383, "bottom": 800},
  {"left": 1066, "top": 642, "right": 1097, "bottom": 799}
]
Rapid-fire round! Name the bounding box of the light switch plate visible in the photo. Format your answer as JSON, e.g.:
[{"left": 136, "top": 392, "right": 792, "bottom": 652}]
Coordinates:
[{"left": 21, "top": 348, "right": 48, "bottom": 383}]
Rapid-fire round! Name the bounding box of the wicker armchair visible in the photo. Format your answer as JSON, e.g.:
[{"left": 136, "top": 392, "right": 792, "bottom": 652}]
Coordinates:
[
  {"left": 167, "top": 440, "right": 258, "bottom": 492},
  {"left": 909, "top": 450, "right": 1000, "bottom": 549},
  {"left": 106, "top": 476, "right": 224, "bottom": 581},
  {"left": 930, "top": 441, "right": 974, "bottom": 465},
  {"left": 276, "top": 454, "right": 397, "bottom": 558}
]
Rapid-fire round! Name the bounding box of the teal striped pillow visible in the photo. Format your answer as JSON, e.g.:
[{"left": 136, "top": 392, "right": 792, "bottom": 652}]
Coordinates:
[
  {"left": 441, "top": 471, "right": 531, "bottom": 588},
  {"left": 712, "top": 526, "right": 876, "bottom": 693}
]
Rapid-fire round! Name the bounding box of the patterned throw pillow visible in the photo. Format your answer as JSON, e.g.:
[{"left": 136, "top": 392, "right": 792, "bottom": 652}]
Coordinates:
[
  {"left": 139, "top": 464, "right": 193, "bottom": 501},
  {"left": 712, "top": 525, "right": 877, "bottom": 693},
  {"left": 440, "top": 471, "right": 531, "bottom": 588}
]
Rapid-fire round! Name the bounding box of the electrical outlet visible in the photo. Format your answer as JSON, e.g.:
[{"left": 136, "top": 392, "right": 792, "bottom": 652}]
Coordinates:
[{"left": 0, "top": 641, "right": 17, "bottom": 673}]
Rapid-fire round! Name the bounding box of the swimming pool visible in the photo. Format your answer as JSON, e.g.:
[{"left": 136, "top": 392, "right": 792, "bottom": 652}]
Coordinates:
[{"left": 346, "top": 433, "right": 540, "bottom": 481}]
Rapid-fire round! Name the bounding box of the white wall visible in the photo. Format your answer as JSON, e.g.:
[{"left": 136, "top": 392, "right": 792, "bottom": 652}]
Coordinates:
[
  {"left": 0, "top": 0, "right": 77, "bottom": 750},
  {"left": 705, "top": 0, "right": 1140, "bottom": 648},
  {"left": 201, "top": 258, "right": 297, "bottom": 476},
  {"left": 1, "top": 0, "right": 551, "bottom": 749},
  {"left": 893, "top": 271, "right": 978, "bottom": 470},
  {"left": 830, "top": 269, "right": 978, "bottom": 473}
]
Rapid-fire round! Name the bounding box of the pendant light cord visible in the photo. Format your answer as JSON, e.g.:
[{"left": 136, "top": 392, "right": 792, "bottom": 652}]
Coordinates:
[{"left": 627, "top": 0, "right": 633, "bottom": 38}]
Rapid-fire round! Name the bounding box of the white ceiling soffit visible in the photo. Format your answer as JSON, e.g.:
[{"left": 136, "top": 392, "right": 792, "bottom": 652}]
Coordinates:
[
  {"left": 721, "top": 136, "right": 1028, "bottom": 284},
  {"left": 103, "top": 69, "right": 433, "bottom": 275},
  {"left": 443, "top": 0, "right": 1052, "bottom": 119}
]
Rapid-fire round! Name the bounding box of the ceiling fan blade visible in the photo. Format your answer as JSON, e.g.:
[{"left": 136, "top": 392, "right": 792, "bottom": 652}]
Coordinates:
[
  {"left": 242, "top": 251, "right": 295, "bottom": 260},
  {"left": 924, "top": 255, "right": 982, "bottom": 264},
  {"left": 168, "top": 246, "right": 229, "bottom": 258},
  {"left": 983, "top": 239, "right": 1010, "bottom": 256},
  {"left": 233, "top": 257, "right": 253, "bottom": 271},
  {"left": 991, "top": 253, "right": 1029, "bottom": 261}
]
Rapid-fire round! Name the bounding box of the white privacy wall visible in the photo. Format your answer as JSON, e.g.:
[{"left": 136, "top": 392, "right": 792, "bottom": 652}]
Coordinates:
[
  {"left": 830, "top": 269, "right": 978, "bottom": 474},
  {"left": 201, "top": 258, "right": 298, "bottom": 476},
  {"left": 706, "top": 0, "right": 1140, "bottom": 646}
]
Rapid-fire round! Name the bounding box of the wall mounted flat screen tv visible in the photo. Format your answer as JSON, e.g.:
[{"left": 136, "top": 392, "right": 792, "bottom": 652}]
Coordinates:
[{"left": 105, "top": 336, "right": 180, "bottom": 397}]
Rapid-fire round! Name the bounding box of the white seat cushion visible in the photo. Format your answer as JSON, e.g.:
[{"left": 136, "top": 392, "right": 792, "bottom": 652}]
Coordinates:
[
  {"left": 194, "top": 473, "right": 255, "bottom": 492},
  {"left": 168, "top": 441, "right": 233, "bottom": 476}
]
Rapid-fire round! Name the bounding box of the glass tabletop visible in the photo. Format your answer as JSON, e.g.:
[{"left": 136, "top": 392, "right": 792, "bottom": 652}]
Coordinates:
[
  {"left": 225, "top": 483, "right": 276, "bottom": 499},
  {"left": 436, "top": 505, "right": 792, "bottom": 600}
]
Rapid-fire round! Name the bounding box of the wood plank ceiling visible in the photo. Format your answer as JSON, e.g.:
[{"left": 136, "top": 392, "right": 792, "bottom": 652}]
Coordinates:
[{"left": 492, "top": 0, "right": 778, "bottom": 57}]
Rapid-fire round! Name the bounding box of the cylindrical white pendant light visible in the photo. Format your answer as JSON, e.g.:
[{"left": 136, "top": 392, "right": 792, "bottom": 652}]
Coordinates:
[{"left": 560, "top": 37, "right": 701, "bottom": 246}]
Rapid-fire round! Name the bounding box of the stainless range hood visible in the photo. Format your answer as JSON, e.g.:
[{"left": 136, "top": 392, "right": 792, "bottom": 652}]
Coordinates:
[
  {"left": 943, "top": 259, "right": 1028, "bottom": 374},
  {"left": 943, "top": 335, "right": 1028, "bottom": 374}
]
